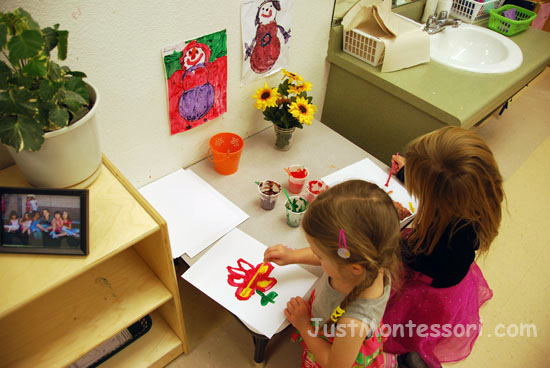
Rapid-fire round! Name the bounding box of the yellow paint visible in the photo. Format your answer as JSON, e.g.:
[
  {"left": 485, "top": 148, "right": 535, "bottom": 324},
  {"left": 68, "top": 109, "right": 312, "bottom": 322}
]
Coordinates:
[{"left": 239, "top": 263, "right": 269, "bottom": 298}]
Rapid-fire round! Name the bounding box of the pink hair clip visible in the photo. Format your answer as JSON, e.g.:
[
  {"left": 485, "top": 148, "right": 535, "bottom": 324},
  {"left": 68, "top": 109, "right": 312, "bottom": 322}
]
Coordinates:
[{"left": 338, "top": 229, "right": 351, "bottom": 259}]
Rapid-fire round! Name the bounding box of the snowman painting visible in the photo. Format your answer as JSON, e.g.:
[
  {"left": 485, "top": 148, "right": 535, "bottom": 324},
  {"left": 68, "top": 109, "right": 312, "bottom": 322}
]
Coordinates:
[
  {"left": 178, "top": 41, "right": 214, "bottom": 122},
  {"left": 245, "top": 0, "right": 291, "bottom": 74},
  {"left": 163, "top": 30, "right": 227, "bottom": 135}
]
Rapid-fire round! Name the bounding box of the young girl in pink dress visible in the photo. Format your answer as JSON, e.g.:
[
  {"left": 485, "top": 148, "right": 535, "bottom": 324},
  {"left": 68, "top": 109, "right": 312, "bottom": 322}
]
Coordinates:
[
  {"left": 4, "top": 211, "right": 20, "bottom": 232},
  {"left": 384, "top": 127, "right": 504, "bottom": 367},
  {"left": 61, "top": 210, "right": 79, "bottom": 237},
  {"left": 264, "top": 180, "right": 407, "bottom": 368},
  {"left": 49, "top": 211, "right": 65, "bottom": 239},
  {"left": 19, "top": 212, "right": 32, "bottom": 236}
]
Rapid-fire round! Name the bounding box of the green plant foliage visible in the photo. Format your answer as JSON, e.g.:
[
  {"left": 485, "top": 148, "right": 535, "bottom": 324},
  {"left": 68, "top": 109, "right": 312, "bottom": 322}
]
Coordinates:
[{"left": 0, "top": 8, "right": 90, "bottom": 152}]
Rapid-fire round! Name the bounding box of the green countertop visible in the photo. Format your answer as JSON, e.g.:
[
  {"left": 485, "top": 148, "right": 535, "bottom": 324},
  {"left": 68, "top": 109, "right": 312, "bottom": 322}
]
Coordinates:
[{"left": 327, "top": 23, "right": 550, "bottom": 128}]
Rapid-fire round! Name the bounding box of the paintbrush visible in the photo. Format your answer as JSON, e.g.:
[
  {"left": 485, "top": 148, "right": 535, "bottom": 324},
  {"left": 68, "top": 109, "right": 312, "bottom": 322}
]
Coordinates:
[
  {"left": 385, "top": 152, "right": 399, "bottom": 187},
  {"left": 282, "top": 188, "right": 296, "bottom": 211}
]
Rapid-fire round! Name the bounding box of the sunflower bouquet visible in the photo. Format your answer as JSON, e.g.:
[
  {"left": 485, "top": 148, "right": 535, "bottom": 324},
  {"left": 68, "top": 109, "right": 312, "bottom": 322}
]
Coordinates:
[{"left": 253, "top": 69, "right": 316, "bottom": 130}]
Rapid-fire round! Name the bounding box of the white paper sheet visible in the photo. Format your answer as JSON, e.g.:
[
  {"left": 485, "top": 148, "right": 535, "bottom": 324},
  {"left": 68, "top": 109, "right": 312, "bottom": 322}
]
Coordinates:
[
  {"left": 139, "top": 169, "right": 248, "bottom": 258},
  {"left": 321, "top": 158, "right": 418, "bottom": 226},
  {"left": 241, "top": 0, "right": 293, "bottom": 85},
  {"left": 182, "top": 228, "right": 318, "bottom": 338}
]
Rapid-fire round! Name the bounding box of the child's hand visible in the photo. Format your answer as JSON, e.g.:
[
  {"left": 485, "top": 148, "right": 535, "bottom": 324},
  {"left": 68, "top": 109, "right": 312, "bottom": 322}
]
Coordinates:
[
  {"left": 284, "top": 296, "right": 311, "bottom": 331},
  {"left": 264, "top": 244, "right": 294, "bottom": 266},
  {"left": 392, "top": 155, "right": 406, "bottom": 172}
]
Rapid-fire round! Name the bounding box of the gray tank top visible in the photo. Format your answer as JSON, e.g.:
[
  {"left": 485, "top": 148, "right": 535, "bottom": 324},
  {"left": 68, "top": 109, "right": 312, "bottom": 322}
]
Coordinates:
[{"left": 311, "top": 272, "right": 391, "bottom": 336}]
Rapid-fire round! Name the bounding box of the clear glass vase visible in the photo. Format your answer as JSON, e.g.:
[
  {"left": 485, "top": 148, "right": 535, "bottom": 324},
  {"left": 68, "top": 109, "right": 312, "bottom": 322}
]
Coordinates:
[{"left": 273, "top": 125, "right": 295, "bottom": 151}]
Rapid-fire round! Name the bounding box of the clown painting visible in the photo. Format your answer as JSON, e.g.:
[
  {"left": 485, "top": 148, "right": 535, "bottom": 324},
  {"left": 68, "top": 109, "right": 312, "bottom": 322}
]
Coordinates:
[
  {"left": 241, "top": 0, "right": 292, "bottom": 84},
  {"left": 163, "top": 30, "right": 227, "bottom": 134}
]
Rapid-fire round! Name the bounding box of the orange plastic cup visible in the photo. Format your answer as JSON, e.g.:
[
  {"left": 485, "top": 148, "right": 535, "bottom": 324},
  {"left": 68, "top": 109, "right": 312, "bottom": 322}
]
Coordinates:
[{"left": 208, "top": 132, "right": 244, "bottom": 175}]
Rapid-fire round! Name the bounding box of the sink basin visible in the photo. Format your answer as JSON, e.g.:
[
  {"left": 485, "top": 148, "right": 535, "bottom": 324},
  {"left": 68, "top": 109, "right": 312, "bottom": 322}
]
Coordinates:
[{"left": 430, "top": 24, "right": 523, "bottom": 73}]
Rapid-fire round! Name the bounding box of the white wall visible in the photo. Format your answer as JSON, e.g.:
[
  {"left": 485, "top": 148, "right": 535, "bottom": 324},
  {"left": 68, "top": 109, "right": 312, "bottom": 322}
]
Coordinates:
[{"left": 0, "top": 0, "right": 334, "bottom": 187}]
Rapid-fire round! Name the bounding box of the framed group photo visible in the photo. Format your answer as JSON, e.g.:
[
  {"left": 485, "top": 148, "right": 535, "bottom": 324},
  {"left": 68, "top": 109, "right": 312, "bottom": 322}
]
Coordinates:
[{"left": 1, "top": 187, "right": 89, "bottom": 256}]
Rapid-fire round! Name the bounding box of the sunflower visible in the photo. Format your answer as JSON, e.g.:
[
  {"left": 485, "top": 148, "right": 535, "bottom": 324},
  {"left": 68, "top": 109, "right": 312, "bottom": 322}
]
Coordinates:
[
  {"left": 289, "top": 80, "right": 312, "bottom": 95},
  {"left": 289, "top": 97, "right": 316, "bottom": 125},
  {"left": 253, "top": 83, "right": 280, "bottom": 111},
  {"left": 281, "top": 69, "right": 303, "bottom": 83}
]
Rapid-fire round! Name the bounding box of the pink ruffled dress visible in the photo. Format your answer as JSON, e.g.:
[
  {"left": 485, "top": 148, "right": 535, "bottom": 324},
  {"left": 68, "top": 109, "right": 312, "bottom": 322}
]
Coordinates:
[{"left": 382, "top": 262, "right": 492, "bottom": 368}]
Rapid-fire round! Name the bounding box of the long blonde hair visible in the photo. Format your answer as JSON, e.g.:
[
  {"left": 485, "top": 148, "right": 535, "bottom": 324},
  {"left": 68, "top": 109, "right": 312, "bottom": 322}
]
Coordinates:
[
  {"left": 404, "top": 126, "right": 504, "bottom": 255},
  {"left": 302, "top": 180, "right": 402, "bottom": 321}
]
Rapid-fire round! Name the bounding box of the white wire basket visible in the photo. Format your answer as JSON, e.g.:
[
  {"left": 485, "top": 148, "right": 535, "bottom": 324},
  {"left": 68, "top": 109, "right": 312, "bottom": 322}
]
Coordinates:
[
  {"left": 342, "top": 13, "right": 423, "bottom": 67},
  {"left": 450, "top": 0, "right": 503, "bottom": 23},
  {"left": 343, "top": 27, "right": 385, "bottom": 67}
]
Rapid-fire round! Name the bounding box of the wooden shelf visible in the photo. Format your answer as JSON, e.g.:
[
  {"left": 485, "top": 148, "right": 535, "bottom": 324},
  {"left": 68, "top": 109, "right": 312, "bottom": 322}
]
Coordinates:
[
  {"left": 0, "top": 156, "right": 187, "bottom": 367},
  {"left": 0, "top": 247, "right": 172, "bottom": 368},
  {"left": 0, "top": 163, "right": 159, "bottom": 319},
  {"left": 101, "top": 311, "right": 184, "bottom": 368}
]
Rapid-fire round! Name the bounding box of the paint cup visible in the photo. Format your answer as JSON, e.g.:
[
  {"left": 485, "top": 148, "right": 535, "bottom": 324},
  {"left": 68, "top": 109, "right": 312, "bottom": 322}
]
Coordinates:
[
  {"left": 305, "top": 180, "right": 328, "bottom": 203},
  {"left": 285, "top": 196, "right": 308, "bottom": 228},
  {"left": 258, "top": 180, "right": 281, "bottom": 211},
  {"left": 208, "top": 132, "right": 244, "bottom": 175},
  {"left": 286, "top": 165, "right": 309, "bottom": 194}
]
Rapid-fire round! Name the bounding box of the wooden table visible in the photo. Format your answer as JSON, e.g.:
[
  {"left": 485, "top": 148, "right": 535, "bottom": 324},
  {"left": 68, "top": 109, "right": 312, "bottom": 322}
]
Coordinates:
[{"left": 183, "top": 121, "right": 392, "bottom": 365}]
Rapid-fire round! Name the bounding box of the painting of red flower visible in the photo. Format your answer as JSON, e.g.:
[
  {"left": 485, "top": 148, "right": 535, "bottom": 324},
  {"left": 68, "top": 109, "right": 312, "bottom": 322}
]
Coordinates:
[{"left": 227, "top": 258, "right": 277, "bottom": 301}]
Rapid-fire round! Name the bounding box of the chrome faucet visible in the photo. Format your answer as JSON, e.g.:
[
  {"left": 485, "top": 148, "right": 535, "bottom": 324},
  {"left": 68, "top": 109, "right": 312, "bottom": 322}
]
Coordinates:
[{"left": 424, "top": 11, "right": 462, "bottom": 34}]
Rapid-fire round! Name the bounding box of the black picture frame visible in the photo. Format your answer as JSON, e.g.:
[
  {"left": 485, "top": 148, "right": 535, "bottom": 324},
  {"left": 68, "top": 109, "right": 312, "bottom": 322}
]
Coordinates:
[{"left": 1, "top": 187, "right": 89, "bottom": 256}]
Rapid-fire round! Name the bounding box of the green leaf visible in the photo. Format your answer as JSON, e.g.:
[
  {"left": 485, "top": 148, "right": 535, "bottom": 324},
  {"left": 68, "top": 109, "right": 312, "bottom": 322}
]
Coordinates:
[
  {"left": 62, "top": 89, "right": 87, "bottom": 112},
  {"left": 0, "top": 61, "right": 12, "bottom": 90},
  {"left": 41, "top": 26, "right": 58, "bottom": 54},
  {"left": 48, "top": 105, "right": 69, "bottom": 127},
  {"left": 66, "top": 70, "right": 87, "bottom": 78},
  {"left": 48, "top": 61, "right": 62, "bottom": 80},
  {"left": 14, "top": 8, "right": 41, "bottom": 31},
  {"left": 70, "top": 106, "right": 89, "bottom": 122},
  {"left": 11, "top": 88, "right": 39, "bottom": 116},
  {"left": 9, "top": 73, "right": 34, "bottom": 89},
  {"left": 0, "top": 115, "right": 44, "bottom": 152},
  {"left": 0, "top": 90, "right": 15, "bottom": 112},
  {"left": 0, "top": 23, "right": 7, "bottom": 49},
  {"left": 57, "top": 30, "right": 68, "bottom": 60},
  {"left": 39, "top": 79, "right": 54, "bottom": 100},
  {"left": 7, "top": 30, "right": 43, "bottom": 62},
  {"left": 21, "top": 53, "right": 48, "bottom": 77},
  {"left": 64, "top": 77, "right": 88, "bottom": 102}
]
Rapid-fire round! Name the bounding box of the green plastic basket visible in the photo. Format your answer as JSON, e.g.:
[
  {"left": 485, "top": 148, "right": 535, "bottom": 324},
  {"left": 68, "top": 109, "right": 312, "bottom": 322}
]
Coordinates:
[{"left": 488, "top": 5, "right": 537, "bottom": 36}]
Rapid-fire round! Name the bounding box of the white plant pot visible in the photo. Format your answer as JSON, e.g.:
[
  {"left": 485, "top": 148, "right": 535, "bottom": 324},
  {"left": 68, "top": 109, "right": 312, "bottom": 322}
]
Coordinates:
[{"left": 7, "top": 83, "right": 102, "bottom": 188}]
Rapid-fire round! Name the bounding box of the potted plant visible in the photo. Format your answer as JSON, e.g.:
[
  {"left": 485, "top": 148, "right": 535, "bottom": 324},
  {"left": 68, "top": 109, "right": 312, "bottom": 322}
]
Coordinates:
[
  {"left": 252, "top": 69, "right": 316, "bottom": 151},
  {"left": 0, "top": 8, "right": 101, "bottom": 188}
]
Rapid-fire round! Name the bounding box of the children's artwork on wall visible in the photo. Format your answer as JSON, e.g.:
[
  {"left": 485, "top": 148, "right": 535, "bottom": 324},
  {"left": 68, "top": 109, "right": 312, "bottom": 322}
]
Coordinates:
[
  {"left": 241, "top": 0, "right": 292, "bottom": 85},
  {"left": 182, "top": 228, "right": 318, "bottom": 338},
  {"left": 162, "top": 30, "right": 227, "bottom": 135}
]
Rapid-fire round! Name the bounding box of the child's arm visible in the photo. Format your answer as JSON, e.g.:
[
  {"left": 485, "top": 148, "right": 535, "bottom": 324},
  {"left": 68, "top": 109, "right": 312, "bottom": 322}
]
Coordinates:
[
  {"left": 286, "top": 297, "right": 369, "bottom": 368},
  {"left": 264, "top": 245, "right": 320, "bottom": 266}
]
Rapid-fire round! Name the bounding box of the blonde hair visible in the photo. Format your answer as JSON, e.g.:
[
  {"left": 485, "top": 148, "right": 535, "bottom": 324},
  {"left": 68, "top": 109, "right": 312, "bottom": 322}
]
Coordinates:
[
  {"left": 302, "top": 180, "right": 402, "bottom": 322},
  {"left": 404, "top": 126, "right": 504, "bottom": 255}
]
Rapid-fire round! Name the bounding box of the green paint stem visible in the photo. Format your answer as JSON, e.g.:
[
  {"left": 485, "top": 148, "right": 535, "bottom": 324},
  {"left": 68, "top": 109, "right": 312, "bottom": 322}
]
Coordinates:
[{"left": 256, "top": 290, "right": 278, "bottom": 306}]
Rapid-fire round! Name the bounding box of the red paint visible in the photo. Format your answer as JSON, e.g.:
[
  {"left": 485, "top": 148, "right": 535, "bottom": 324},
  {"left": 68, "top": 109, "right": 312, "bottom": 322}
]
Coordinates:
[
  {"left": 307, "top": 180, "right": 321, "bottom": 194},
  {"left": 290, "top": 168, "right": 307, "bottom": 179},
  {"left": 227, "top": 259, "right": 277, "bottom": 301},
  {"left": 250, "top": 22, "right": 280, "bottom": 73}
]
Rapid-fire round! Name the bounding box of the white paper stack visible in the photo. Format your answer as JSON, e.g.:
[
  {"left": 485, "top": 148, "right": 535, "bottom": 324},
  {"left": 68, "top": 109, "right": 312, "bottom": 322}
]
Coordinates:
[
  {"left": 322, "top": 158, "right": 417, "bottom": 227},
  {"left": 139, "top": 169, "right": 249, "bottom": 258},
  {"left": 182, "top": 228, "right": 318, "bottom": 338}
]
